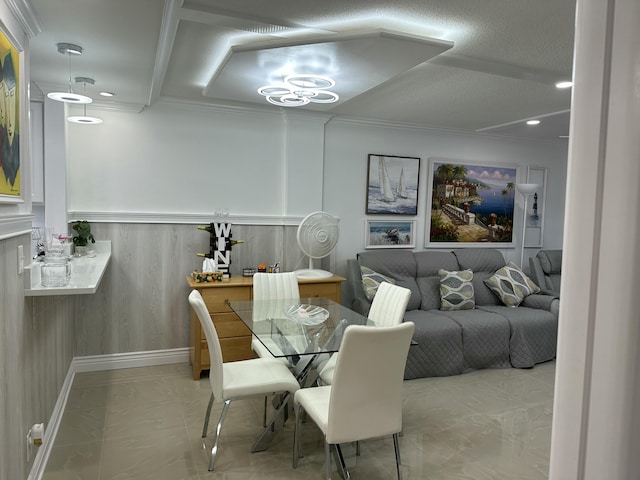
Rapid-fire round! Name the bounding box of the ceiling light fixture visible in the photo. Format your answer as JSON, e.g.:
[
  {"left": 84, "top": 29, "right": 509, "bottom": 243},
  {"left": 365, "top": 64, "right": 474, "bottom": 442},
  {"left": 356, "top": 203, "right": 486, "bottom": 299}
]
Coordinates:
[
  {"left": 258, "top": 74, "right": 339, "bottom": 107},
  {"left": 47, "top": 43, "right": 93, "bottom": 104},
  {"left": 526, "top": 120, "right": 541, "bottom": 125},
  {"left": 99, "top": 91, "right": 115, "bottom": 97},
  {"left": 67, "top": 77, "right": 102, "bottom": 125},
  {"left": 555, "top": 80, "right": 573, "bottom": 89}
]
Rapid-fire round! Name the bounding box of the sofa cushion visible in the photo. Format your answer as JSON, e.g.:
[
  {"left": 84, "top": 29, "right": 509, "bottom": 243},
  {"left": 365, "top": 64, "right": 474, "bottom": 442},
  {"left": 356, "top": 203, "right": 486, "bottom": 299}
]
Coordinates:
[
  {"left": 403, "top": 310, "right": 464, "bottom": 379},
  {"left": 360, "top": 266, "right": 396, "bottom": 301},
  {"left": 437, "top": 308, "right": 511, "bottom": 370},
  {"left": 452, "top": 248, "right": 507, "bottom": 306},
  {"left": 537, "top": 250, "right": 563, "bottom": 294},
  {"left": 538, "top": 250, "right": 562, "bottom": 274},
  {"left": 439, "top": 269, "right": 475, "bottom": 311},
  {"left": 357, "top": 250, "right": 421, "bottom": 310},
  {"left": 415, "top": 251, "right": 459, "bottom": 310},
  {"left": 484, "top": 261, "right": 540, "bottom": 307}
]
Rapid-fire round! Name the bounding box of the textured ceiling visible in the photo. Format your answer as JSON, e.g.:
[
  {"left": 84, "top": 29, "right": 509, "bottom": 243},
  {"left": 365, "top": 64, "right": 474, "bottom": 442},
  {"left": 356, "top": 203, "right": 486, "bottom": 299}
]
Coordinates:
[{"left": 28, "top": 0, "right": 576, "bottom": 141}]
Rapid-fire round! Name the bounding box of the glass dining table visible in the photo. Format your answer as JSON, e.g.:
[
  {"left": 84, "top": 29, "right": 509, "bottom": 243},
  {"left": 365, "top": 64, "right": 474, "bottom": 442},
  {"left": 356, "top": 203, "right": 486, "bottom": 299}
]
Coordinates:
[
  {"left": 228, "top": 297, "right": 373, "bottom": 380},
  {"left": 226, "top": 297, "right": 372, "bottom": 453}
]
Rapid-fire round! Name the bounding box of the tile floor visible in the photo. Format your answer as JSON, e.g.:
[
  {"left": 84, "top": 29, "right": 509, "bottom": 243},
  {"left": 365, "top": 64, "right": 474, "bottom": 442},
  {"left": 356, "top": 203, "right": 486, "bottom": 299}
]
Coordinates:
[{"left": 42, "top": 361, "right": 554, "bottom": 480}]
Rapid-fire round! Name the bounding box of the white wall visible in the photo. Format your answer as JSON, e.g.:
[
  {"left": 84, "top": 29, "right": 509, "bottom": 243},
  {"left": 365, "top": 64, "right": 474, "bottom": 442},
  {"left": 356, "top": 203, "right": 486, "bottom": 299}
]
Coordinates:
[
  {"left": 67, "top": 101, "right": 287, "bottom": 215},
  {"left": 324, "top": 120, "right": 568, "bottom": 273},
  {"left": 64, "top": 100, "right": 567, "bottom": 272}
]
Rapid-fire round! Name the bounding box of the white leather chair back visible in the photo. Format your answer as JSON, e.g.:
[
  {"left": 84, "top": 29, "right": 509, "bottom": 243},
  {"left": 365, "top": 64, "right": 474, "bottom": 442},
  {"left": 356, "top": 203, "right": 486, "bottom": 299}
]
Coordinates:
[
  {"left": 252, "top": 272, "right": 300, "bottom": 300},
  {"left": 368, "top": 282, "right": 411, "bottom": 327},
  {"left": 189, "top": 290, "right": 224, "bottom": 401},
  {"left": 326, "top": 322, "right": 414, "bottom": 445}
]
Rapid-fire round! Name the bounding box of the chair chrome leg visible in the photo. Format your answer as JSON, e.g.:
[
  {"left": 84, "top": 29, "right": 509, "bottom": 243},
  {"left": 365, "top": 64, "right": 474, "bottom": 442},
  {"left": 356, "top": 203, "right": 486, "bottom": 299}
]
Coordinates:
[
  {"left": 293, "top": 403, "right": 304, "bottom": 468},
  {"left": 201, "top": 393, "right": 214, "bottom": 438},
  {"left": 208, "top": 399, "right": 231, "bottom": 471},
  {"left": 333, "top": 444, "right": 350, "bottom": 480},
  {"left": 325, "top": 442, "right": 332, "bottom": 480},
  {"left": 393, "top": 433, "right": 402, "bottom": 480},
  {"left": 263, "top": 396, "right": 268, "bottom": 427}
]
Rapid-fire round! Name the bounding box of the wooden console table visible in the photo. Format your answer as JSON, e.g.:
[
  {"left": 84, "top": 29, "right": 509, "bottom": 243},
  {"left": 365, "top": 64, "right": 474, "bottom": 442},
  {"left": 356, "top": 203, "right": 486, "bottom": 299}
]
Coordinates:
[{"left": 186, "top": 274, "right": 346, "bottom": 380}]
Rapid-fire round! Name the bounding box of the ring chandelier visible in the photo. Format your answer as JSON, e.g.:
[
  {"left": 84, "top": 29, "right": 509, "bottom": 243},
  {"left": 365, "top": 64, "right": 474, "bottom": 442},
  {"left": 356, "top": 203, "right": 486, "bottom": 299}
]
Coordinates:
[{"left": 257, "top": 74, "right": 339, "bottom": 107}]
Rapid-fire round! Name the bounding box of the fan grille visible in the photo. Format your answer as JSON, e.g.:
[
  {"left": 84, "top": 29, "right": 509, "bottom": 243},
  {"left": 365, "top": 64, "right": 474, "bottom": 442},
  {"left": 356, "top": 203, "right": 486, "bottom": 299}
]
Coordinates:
[{"left": 297, "top": 212, "right": 339, "bottom": 259}]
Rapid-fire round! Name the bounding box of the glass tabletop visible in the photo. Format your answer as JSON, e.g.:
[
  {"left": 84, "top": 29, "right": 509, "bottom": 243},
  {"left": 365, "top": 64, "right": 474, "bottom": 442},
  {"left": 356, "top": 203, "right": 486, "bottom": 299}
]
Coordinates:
[{"left": 227, "top": 297, "right": 372, "bottom": 359}]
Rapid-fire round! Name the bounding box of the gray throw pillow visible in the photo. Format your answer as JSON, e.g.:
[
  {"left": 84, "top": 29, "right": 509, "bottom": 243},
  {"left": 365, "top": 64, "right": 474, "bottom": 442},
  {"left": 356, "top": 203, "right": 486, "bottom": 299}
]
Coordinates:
[
  {"left": 484, "top": 261, "right": 540, "bottom": 307},
  {"left": 361, "top": 266, "right": 396, "bottom": 301},
  {"left": 439, "top": 269, "right": 475, "bottom": 311}
]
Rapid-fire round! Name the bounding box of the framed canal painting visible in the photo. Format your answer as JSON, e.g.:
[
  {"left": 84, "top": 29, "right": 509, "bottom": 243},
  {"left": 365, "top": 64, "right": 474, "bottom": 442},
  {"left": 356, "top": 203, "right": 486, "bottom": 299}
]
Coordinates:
[
  {"left": 366, "top": 154, "right": 420, "bottom": 215},
  {"left": 426, "top": 158, "right": 518, "bottom": 248},
  {"left": 365, "top": 220, "right": 415, "bottom": 249}
]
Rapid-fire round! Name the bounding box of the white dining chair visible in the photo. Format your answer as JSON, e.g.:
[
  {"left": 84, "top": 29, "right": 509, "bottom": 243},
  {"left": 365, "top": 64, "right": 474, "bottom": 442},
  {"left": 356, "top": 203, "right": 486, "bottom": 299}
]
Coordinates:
[
  {"left": 317, "top": 281, "right": 411, "bottom": 385},
  {"left": 251, "top": 272, "right": 301, "bottom": 362},
  {"left": 293, "top": 322, "right": 415, "bottom": 480},
  {"left": 188, "top": 290, "right": 300, "bottom": 471}
]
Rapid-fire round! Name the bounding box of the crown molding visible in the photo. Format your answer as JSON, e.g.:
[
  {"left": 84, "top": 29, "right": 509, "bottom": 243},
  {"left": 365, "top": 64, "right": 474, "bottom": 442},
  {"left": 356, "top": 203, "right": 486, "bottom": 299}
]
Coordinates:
[
  {"left": 148, "top": 0, "right": 182, "bottom": 106},
  {"left": 328, "top": 114, "right": 567, "bottom": 144},
  {"left": 67, "top": 211, "right": 305, "bottom": 226},
  {"left": 5, "top": 0, "right": 42, "bottom": 38},
  {"left": 0, "top": 214, "right": 33, "bottom": 240}
]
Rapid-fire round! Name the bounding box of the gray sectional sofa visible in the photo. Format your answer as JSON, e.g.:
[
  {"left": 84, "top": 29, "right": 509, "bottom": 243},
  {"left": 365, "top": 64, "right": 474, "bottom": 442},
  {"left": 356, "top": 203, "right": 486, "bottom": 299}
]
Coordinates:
[
  {"left": 346, "top": 248, "right": 559, "bottom": 380},
  {"left": 529, "top": 249, "right": 563, "bottom": 297}
]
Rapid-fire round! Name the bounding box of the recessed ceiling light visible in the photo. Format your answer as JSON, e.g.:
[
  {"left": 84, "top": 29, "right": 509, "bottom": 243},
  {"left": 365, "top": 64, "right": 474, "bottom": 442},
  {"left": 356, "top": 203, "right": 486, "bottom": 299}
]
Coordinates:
[
  {"left": 555, "top": 80, "right": 573, "bottom": 89},
  {"left": 526, "top": 120, "right": 541, "bottom": 126},
  {"left": 99, "top": 91, "right": 115, "bottom": 97}
]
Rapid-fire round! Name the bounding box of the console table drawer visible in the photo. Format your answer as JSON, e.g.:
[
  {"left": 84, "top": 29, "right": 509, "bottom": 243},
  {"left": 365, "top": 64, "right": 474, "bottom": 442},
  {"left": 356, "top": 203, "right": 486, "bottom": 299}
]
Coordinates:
[
  {"left": 201, "top": 287, "right": 250, "bottom": 312},
  {"left": 299, "top": 282, "right": 340, "bottom": 300},
  {"left": 209, "top": 312, "right": 252, "bottom": 338},
  {"left": 219, "top": 337, "right": 254, "bottom": 362}
]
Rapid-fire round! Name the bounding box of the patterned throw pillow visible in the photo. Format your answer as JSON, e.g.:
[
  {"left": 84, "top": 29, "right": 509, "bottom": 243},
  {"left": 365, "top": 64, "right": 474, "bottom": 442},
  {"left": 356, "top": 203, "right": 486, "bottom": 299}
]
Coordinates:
[
  {"left": 439, "top": 269, "right": 475, "bottom": 311},
  {"left": 484, "top": 261, "right": 541, "bottom": 307},
  {"left": 361, "top": 266, "right": 396, "bottom": 301}
]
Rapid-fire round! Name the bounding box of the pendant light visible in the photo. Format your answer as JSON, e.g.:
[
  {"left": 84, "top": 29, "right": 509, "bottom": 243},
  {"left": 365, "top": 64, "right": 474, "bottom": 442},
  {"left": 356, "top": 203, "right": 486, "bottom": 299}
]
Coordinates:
[
  {"left": 67, "top": 77, "right": 102, "bottom": 124},
  {"left": 47, "top": 43, "right": 92, "bottom": 104}
]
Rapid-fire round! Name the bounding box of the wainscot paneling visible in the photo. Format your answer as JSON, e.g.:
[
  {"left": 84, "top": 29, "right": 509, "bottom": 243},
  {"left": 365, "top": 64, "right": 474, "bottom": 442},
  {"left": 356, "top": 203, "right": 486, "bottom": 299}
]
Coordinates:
[
  {"left": 73, "top": 222, "right": 325, "bottom": 356},
  {"left": 0, "top": 233, "right": 75, "bottom": 480}
]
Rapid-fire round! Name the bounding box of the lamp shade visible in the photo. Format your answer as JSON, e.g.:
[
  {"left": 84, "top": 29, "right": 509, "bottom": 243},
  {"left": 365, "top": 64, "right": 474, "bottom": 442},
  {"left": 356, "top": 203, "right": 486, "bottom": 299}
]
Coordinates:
[{"left": 516, "top": 183, "right": 539, "bottom": 195}]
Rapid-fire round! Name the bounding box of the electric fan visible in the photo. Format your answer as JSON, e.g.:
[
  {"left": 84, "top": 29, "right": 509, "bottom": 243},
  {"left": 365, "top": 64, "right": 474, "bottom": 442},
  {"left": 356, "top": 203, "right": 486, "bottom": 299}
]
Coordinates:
[{"left": 295, "top": 211, "right": 339, "bottom": 279}]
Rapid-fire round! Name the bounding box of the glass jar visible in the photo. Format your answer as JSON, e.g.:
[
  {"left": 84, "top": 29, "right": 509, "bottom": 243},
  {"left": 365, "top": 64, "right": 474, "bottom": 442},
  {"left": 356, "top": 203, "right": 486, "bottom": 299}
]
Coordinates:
[{"left": 41, "top": 256, "right": 71, "bottom": 287}]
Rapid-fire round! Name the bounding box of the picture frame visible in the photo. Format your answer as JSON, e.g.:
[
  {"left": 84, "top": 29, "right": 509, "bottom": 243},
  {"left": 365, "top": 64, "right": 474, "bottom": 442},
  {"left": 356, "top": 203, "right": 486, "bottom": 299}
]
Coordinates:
[
  {"left": 365, "top": 220, "right": 415, "bottom": 249},
  {"left": 425, "top": 158, "right": 519, "bottom": 248},
  {"left": 524, "top": 166, "right": 547, "bottom": 248},
  {"left": 0, "top": 26, "right": 22, "bottom": 203},
  {"left": 366, "top": 154, "right": 420, "bottom": 215}
]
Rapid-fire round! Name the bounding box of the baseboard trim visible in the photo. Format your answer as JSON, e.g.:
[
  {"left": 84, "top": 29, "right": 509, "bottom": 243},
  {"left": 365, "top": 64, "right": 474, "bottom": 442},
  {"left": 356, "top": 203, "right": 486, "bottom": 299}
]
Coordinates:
[
  {"left": 27, "top": 366, "right": 75, "bottom": 480},
  {"left": 27, "top": 347, "right": 191, "bottom": 480},
  {"left": 72, "top": 347, "right": 190, "bottom": 373}
]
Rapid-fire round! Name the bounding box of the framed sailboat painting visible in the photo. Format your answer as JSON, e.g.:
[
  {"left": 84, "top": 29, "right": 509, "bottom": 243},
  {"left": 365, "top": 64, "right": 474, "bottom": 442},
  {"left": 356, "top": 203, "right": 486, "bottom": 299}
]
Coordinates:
[{"left": 366, "top": 154, "right": 420, "bottom": 215}]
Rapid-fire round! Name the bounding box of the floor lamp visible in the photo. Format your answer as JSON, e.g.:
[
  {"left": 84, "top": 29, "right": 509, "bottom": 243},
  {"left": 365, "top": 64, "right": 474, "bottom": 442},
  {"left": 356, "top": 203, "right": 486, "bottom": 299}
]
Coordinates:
[{"left": 515, "top": 183, "right": 539, "bottom": 269}]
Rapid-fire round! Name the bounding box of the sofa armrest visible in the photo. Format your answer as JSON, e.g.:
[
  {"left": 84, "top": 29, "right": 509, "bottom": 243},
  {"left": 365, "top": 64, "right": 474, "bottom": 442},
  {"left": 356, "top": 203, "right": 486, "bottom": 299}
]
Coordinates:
[
  {"left": 346, "top": 259, "right": 372, "bottom": 315},
  {"left": 521, "top": 293, "right": 559, "bottom": 311}
]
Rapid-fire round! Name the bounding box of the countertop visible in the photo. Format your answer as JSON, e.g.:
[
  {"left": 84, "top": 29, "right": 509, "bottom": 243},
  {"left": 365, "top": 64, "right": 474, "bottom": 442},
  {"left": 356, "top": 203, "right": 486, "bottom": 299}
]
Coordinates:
[{"left": 24, "top": 240, "right": 112, "bottom": 297}]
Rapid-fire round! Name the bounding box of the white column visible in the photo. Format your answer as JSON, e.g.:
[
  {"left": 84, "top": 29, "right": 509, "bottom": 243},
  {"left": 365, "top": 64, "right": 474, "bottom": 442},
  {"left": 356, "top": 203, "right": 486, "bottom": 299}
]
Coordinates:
[
  {"left": 43, "top": 98, "right": 68, "bottom": 234},
  {"left": 282, "top": 111, "right": 332, "bottom": 216},
  {"left": 550, "top": 0, "right": 640, "bottom": 478}
]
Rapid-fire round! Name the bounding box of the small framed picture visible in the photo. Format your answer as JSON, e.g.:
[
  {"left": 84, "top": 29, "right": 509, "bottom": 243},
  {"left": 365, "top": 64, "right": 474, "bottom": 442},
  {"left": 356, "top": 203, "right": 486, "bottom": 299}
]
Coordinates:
[
  {"left": 365, "top": 220, "right": 415, "bottom": 249},
  {"left": 366, "top": 154, "right": 420, "bottom": 215}
]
